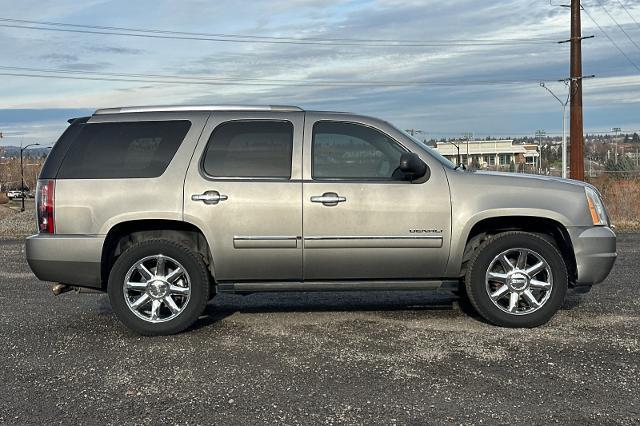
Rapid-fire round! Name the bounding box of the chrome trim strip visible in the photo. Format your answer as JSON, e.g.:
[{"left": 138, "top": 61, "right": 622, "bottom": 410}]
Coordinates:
[
  {"left": 303, "top": 235, "right": 443, "bottom": 249},
  {"left": 233, "top": 236, "right": 299, "bottom": 249},
  {"left": 304, "top": 236, "right": 442, "bottom": 240},
  {"left": 234, "top": 236, "right": 299, "bottom": 241},
  {"left": 95, "top": 105, "right": 303, "bottom": 115}
]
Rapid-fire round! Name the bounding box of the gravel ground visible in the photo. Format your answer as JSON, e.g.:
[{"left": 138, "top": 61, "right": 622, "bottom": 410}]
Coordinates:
[
  {"left": 0, "top": 234, "right": 638, "bottom": 425},
  {"left": 0, "top": 205, "right": 15, "bottom": 221},
  {"left": 0, "top": 200, "right": 36, "bottom": 236}
]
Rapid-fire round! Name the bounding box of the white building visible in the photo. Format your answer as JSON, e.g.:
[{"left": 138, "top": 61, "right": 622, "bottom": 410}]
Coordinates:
[{"left": 433, "top": 139, "right": 540, "bottom": 169}]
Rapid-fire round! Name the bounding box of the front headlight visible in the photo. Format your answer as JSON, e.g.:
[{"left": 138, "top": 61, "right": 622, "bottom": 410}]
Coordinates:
[{"left": 585, "top": 186, "right": 608, "bottom": 226}]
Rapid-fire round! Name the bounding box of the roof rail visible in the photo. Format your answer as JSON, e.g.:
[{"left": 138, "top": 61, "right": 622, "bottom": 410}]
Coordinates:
[{"left": 94, "top": 105, "right": 304, "bottom": 115}]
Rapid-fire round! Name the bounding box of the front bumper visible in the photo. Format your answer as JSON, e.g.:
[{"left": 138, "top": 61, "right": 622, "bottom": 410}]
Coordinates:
[
  {"left": 567, "top": 226, "right": 617, "bottom": 286},
  {"left": 26, "top": 234, "right": 105, "bottom": 289}
]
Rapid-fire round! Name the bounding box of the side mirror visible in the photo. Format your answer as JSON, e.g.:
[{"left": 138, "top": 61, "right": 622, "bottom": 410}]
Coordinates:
[{"left": 399, "top": 152, "right": 429, "bottom": 182}]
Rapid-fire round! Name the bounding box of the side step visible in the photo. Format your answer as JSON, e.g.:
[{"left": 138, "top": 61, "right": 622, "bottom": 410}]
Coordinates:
[{"left": 217, "top": 280, "right": 459, "bottom": 294}]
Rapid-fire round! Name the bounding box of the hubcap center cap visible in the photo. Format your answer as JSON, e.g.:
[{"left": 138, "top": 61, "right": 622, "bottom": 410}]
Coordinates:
[
  {"left": 508, "top": 272, "right": 530, "bottom": 291},
  {"left": 148, "top": 280, "right": 169, "bottom": 298}
]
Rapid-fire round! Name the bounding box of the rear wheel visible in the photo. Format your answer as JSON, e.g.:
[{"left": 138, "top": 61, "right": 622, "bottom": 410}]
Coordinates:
[
  {"left": 108, "top": 239, "right": 209, "bottom": 335},
  {"left": 465, "top": 232, "right": 567, "bottom": 328}
]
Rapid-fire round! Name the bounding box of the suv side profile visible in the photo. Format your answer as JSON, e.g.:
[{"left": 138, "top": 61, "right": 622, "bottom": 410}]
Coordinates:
[{"left": 26, "top": 105, "right": 617, "bottom": 335}]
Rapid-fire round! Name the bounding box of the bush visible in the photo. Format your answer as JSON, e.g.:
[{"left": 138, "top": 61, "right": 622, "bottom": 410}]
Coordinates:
[{"left": 588, "top": 175, "right": 640, "bottom": 230}]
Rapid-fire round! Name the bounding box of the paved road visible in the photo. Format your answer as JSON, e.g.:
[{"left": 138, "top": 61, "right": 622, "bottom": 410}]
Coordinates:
[{"left": 0, "top": 234, "right": 638, "bottom": 425}]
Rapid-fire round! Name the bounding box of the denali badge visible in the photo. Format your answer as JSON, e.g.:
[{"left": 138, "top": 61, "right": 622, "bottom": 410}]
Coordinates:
[{"left": 410, "top": 229, "right": 443, "bottom": 234}]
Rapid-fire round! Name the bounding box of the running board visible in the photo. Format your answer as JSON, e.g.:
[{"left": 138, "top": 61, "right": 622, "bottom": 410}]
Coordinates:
[{"left": 217, "top": 280, "right": 459, "bottom": 294}]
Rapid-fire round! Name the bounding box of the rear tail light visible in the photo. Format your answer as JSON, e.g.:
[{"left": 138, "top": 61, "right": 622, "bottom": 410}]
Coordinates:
[{"left": 36, "top": 179, "right": 55, "bottom": 234}]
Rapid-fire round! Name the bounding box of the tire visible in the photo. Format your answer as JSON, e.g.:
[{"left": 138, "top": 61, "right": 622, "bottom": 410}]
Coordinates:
[
  {"left": 108, "top": 239, "right": 209, "bottom": 336},
  {"left": 464, "top": 231, "right": 568, "bottom": 328}
]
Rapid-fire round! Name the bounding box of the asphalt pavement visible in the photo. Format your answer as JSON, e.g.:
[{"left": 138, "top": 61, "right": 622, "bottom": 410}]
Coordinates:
[{"left": 0, "top": 234, "right": 638, "bottom": 425}]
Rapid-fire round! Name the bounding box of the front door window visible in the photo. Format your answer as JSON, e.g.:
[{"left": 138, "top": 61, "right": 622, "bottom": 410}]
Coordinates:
[{"left": 312, "top": 121, "right": 407, "bottom": 181}]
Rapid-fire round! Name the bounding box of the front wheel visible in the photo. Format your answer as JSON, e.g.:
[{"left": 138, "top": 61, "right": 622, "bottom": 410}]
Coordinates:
[
  {"left": 108, "top": 239, "right": 209, "bottom": 335},
  {"left": 465, "top": 232, "right": 568, "bottom": 328}
]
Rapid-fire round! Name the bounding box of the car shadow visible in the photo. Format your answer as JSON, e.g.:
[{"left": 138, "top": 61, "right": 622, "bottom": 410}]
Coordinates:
[
  {"left": 561, "top": 292, "right": 585, "bottom": 310},
  {"left": 190, "top": 290, "right": 486, "bottom": 331},
  {"left": 190, "top": 287, "right": 588, "bottom": 331}
]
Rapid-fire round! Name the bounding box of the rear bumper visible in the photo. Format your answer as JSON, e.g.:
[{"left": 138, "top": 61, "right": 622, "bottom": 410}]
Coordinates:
[
  {"left": 567, "top": 226, "right": 617, "bottom": 286},
  {"left": 26, "top": 234, "right": 105, "bottom": 289}
]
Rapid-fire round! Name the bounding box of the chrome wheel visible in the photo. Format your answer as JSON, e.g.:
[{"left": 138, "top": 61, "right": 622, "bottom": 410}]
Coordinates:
[
  {"left": 485, "top": 248, "right": 553, "bottom": 316},
  {"left": 123, "top": 254, "right": 191, "bottom": 323}
]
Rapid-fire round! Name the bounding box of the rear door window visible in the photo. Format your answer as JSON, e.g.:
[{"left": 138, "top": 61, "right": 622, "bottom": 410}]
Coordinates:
[
  {"left": 57, "top": 120, "right": 191, "bottom": 179},
  {"left": 201, "top": 120, "right": 293, "bottom": 179}
]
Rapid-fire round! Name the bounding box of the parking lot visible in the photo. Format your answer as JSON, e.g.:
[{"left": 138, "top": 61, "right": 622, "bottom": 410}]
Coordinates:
[{"left": 0, "top": 233, "right": 638, "bottom": 425}]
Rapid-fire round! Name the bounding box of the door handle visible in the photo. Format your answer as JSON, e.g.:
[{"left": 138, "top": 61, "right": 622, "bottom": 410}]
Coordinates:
[
  {"left": 191, "top": 190, "right": 228, "bottom": 205},
  {"left": 310, "top": 192, "right": 346, "bottom": 207}
]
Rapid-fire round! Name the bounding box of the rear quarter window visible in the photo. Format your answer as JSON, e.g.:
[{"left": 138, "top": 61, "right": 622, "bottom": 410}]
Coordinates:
[{"left": 56, "top": 120, "right": 191, "bottom": 179}]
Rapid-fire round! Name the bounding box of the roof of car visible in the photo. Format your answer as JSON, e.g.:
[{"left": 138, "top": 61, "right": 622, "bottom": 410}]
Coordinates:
[{"left": 93, "top": 105, "right": 305, "bottom": 115}]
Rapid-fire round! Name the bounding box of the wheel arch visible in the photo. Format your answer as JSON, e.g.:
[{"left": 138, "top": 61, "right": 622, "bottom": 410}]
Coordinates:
[
  {"left": 100, "top": 219, "right": 214, "bottom": 290},
  {"left": 451, "top": 215, "right": 577, "bottom": 285}
]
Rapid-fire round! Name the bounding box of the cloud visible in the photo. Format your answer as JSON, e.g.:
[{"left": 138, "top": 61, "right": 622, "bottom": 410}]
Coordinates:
[
  {"left": 39, "top": 53, "right": 79, "bottom": 63},
  {"left": 87, "top": 45, "right": 145, "bottom": 55},
  {"left": 0, "top": 0, "right": 639, "bottom": 137},
  {"left": 38, "top": 53, "right": 111, "bottom": 71}
]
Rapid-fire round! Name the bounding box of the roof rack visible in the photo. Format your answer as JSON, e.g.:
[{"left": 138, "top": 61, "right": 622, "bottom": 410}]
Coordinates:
[{"left": 94, "top": 105, "right": 304, "bottom": 115}]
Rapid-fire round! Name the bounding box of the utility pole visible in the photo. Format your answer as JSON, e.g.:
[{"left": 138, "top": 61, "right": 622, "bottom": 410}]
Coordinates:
[
  {"left": 449, "top": 140, "right": 463, "bottom": 169},
  {"left": 540, "top": 82, "right": 570, "bottom": 178},
  {"left": 535, "top": 130, "right": 546, "bottom": 172},
  {"left": 463, "top": 132, "right": 473, "bottom": 168},
  {"left": 612, "top": 127, "right": 621, "bottom": 164},
  {"left": 569, "top": 0, "right": 585, "bottom": 180}
]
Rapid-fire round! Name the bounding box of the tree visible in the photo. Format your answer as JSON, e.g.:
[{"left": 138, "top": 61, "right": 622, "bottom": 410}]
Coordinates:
[{"left": 605, "top": 156, "right": 636, "bottom": 178}]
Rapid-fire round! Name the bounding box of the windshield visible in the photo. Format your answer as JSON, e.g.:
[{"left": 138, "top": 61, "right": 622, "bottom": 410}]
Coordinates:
[{"left": 395, "top": 127, "right": 456, "bottom": 169}]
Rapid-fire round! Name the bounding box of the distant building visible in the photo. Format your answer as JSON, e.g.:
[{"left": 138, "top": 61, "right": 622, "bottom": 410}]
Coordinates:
[
  {"left": 433, "top": 139, "right": 540, "bottom": 169},
  {"left": 626, "top": 151, "right": 640, "bottom": 162}
]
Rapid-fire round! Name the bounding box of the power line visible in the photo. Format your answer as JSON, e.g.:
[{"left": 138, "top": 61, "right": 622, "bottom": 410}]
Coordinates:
[
  {"left": 0, "top": 65, "right": 560, "bottom": 86},
  {"left": 0, "top": 23, "right": 558, "bottom": 47},
  {"left": 0, "top": 17, "right": 561, "bottom": 44},
  {"left": 596, "top": 0, "right": 640, "bottom": 52},
  {"left": 582, "top": 5, "right": 640, "bottom": 73},
  {"left": 615, "top": 0, "right": 640, "bottom": 30},
  {"left": 0, "top": 67, "right": 561, "bottom": 87},
  {"left": 0, "top": 17, "right": 559, "bottom": 47}
]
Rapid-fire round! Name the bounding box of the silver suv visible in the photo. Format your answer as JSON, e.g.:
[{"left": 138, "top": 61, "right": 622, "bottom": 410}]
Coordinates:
[{"left": 26, "top": 105, "right": 617, "bottom": 335}]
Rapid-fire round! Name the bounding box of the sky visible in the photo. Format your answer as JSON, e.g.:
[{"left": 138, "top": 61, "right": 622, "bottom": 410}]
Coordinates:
[{"left": 1, "top": 0, "right": 640, "bottom": 146}]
